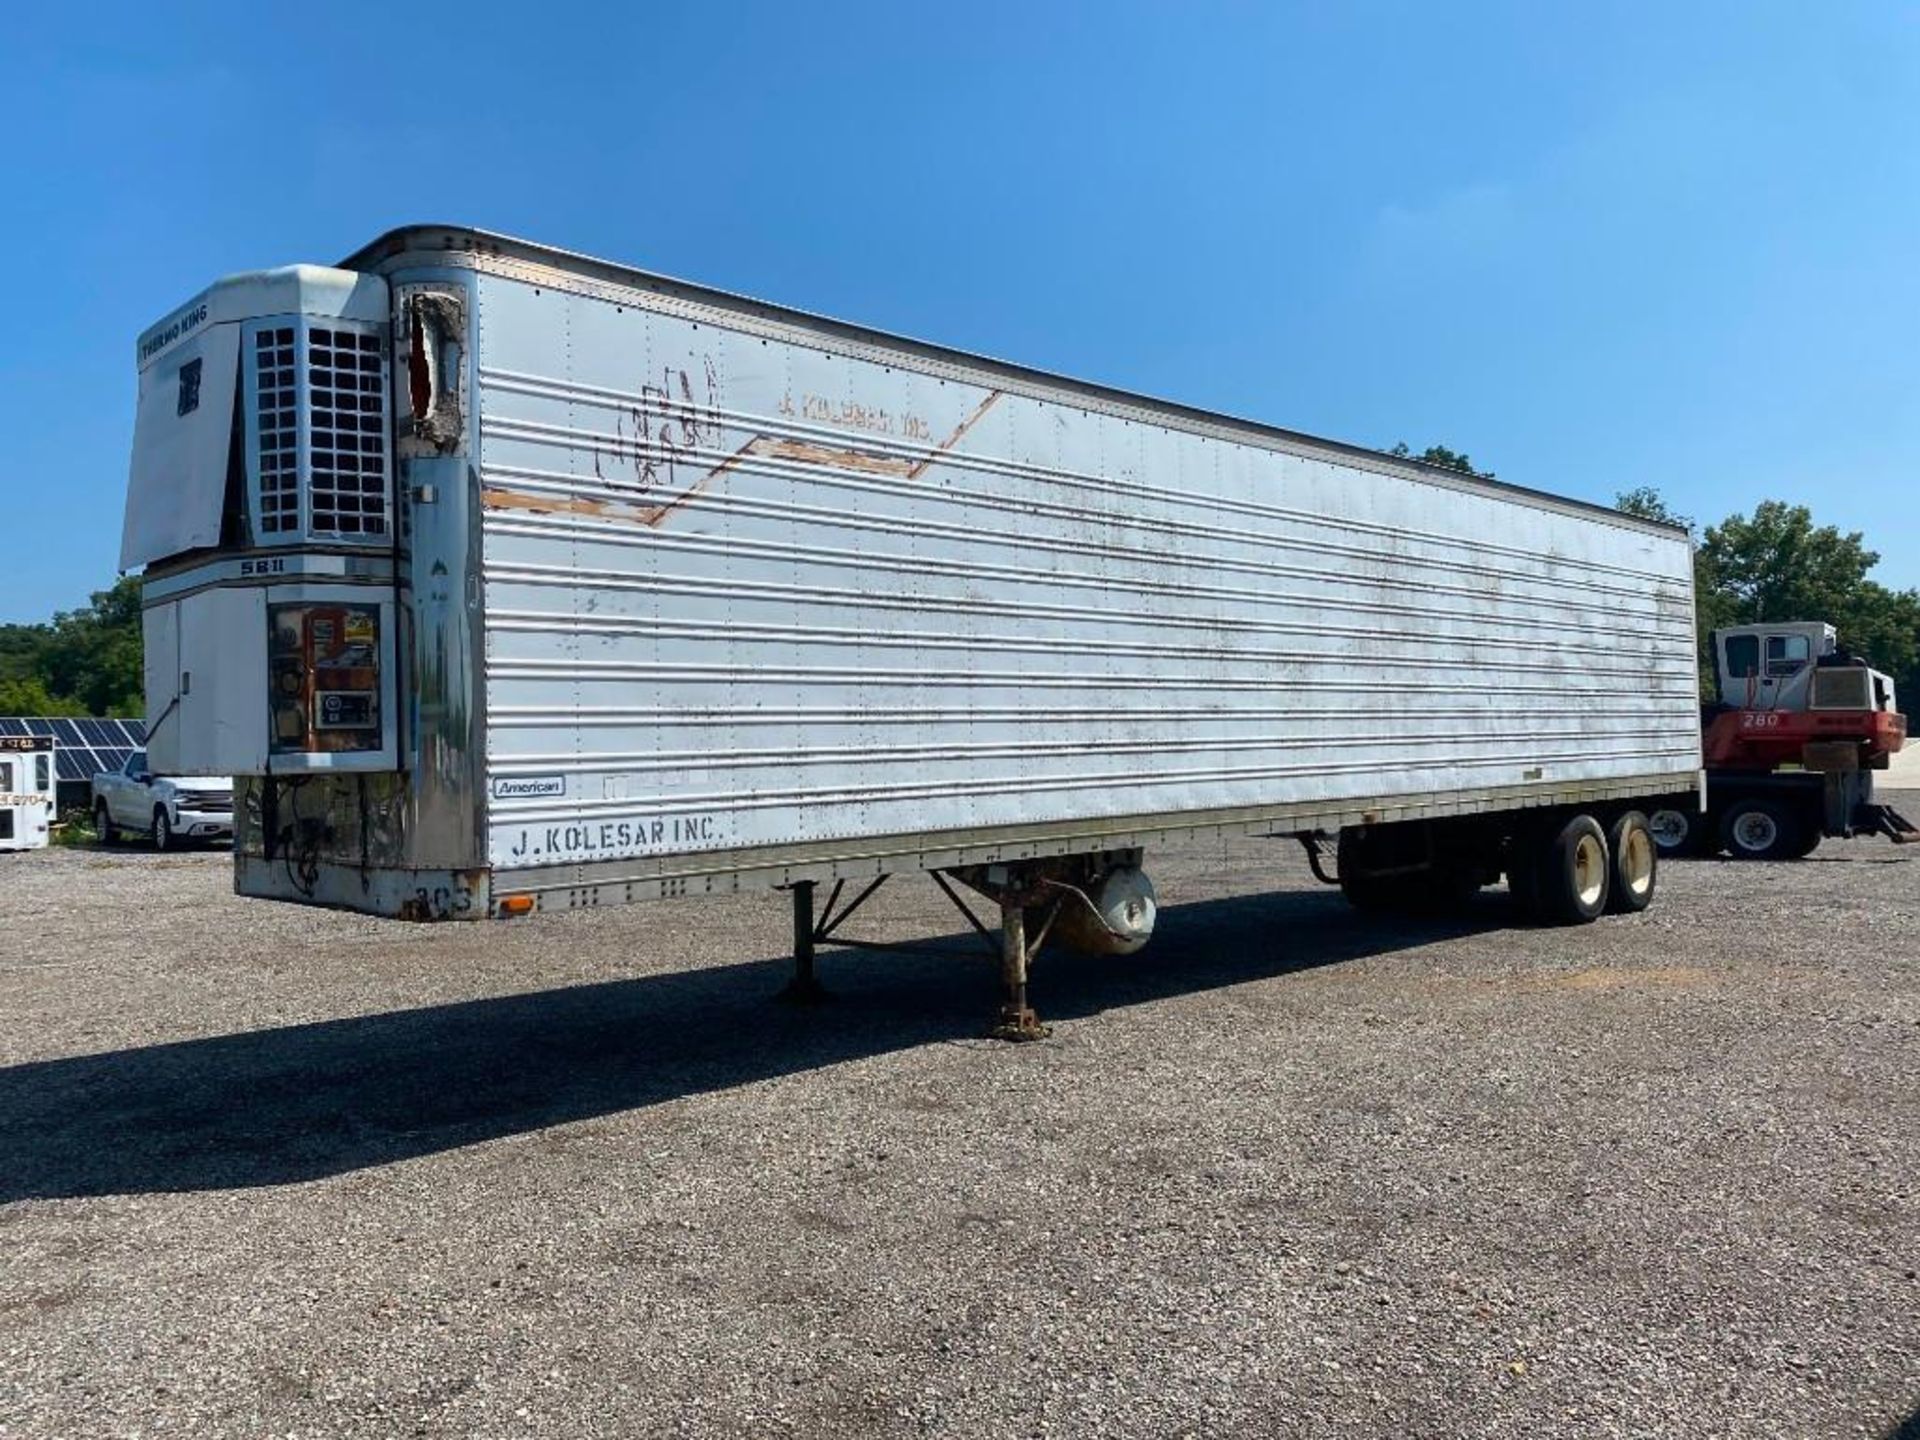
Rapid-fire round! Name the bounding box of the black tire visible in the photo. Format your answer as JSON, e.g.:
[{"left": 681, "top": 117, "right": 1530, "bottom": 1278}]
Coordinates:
[
  {"left": 1529, "top": 813, "right": 1611, "bottom": 925},
  {"left": 94, "top": 802, "right": 117, "bottom": 845},
  {"left": 1718, "top": 798, "right": 1803, "bottom": 861},
  {"left": 152, "top": 807, "right": 174, "bottom": 852},
  {"left": 1605, "top": 811, "right": 1658, "bottom": 914},
  {"left": 1646, "top": 805, "right": 1709, "bottom": 858}
]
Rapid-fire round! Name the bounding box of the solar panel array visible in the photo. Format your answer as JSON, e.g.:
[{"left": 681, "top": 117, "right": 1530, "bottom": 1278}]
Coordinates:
[{"left": 0, "top": 717, "right": 149, "bottom": 783}]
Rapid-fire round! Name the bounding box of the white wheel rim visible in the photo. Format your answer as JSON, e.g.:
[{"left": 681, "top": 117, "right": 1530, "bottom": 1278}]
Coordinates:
[
  {"left": 1731, "top": 811, "right": 1777, "bottom": 853},
  {"left": 1621, "top": 827, "right": 1655, "bottom": 897},
  {"left": 1573, "top": 833, "right": 1606, "bottom": 908},
  {"left": 1648, "top": 810, "right": 1689, "bottom": 848}
]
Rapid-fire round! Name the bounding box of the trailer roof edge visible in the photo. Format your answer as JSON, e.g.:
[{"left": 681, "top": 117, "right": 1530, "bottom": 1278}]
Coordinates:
[{"left": 340, "top": 223, "right": 1690, "bottom": 541}]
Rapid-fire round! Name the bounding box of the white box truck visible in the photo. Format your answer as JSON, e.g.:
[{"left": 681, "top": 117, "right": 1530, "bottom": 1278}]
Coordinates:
[{"left": 123, "top": 226, "right": 1701, "bottom": 1035}]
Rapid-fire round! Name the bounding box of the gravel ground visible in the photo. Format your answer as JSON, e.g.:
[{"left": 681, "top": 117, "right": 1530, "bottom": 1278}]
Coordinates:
[{"left": 2, "top": 799, "right": 1918, "bottom": 1440}]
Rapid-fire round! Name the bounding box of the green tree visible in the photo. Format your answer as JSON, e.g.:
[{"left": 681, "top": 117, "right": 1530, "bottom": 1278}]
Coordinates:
[
  {"left": 1702, "top": 502, "right": 1882, "bottom": 624},
  {"left": 1618, "top": 491, "right": 1920, "bottom": 707},
  {"left": 1614, "top": 486, "right": 1691, "bottom": 531},
  {"left": 1836, "top": 582, "right": 1920, "bottom": 706},
  {"left": 1701, "top": 503, "right": 1919, "bottom": 701},
  {"left": 0, "top": 576, "right": 145, "bottom": 717},
  {"left": 1389, "top": 441, "right": 1494, "bottom": 478},
  {"left": 0, "top": 675, "right": 85, "bottom": 716}
]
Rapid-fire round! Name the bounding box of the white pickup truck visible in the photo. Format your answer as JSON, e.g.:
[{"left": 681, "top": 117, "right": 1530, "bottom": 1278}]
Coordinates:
[{"left": 92, "top": 750, "right": 234, "bottom": 850}]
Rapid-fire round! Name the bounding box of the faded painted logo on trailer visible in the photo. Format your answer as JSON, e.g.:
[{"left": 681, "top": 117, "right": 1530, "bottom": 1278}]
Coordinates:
[{"left": 491, "top": 775, "right": 567, "bottom": 800}]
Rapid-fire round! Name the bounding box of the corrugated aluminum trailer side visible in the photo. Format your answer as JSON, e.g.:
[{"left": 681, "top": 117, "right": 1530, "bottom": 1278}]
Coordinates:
[
  {"left": 126, "top": 227, "right": 1699, "bottom": 1036},
  {"left": 442, "top": 234, "right": 1699, "bottom": 887}
]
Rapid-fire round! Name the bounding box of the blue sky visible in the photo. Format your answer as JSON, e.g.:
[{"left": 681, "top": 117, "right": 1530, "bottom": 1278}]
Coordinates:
[{"left": 3, "top": 1, "right": 1915, "bottom": 620}]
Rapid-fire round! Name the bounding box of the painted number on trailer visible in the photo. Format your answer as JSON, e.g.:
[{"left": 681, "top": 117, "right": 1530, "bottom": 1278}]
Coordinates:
[
  {"left": 409, "top": 884, "right": 474, "bottom": 919},
  {"left": 1741, "top": 712, "right": 1783, "bottom": 729}
]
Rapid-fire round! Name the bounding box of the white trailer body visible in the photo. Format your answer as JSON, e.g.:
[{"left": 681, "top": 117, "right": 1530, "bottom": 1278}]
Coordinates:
[{"left": 123, "top": 227, "right": 1700, "bottom": 930}]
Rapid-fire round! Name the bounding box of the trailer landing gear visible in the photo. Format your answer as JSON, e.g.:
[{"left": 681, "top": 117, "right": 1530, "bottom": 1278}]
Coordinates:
[
  {"left": 989, "top": 894, "right": 1052, "bottom": 1042},
  {"left": 779, "top": 875, "right": 892, "bottom": 1004},
  {"left": 777, "top": 852, "right": 1148, "bottom": 1039},
  {"left": 775, "top": 866, "right": 1051, "bottom": 1033},
  {"left": 779, "top": 881, "right": 829, "bottom": 1004}
]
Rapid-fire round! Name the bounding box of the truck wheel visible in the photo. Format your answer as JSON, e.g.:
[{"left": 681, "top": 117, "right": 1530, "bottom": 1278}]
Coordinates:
[
  {"left": 1528, "top": 813, "right": 1611, "bottom": 925},
  {"left": 1605, "top": 811, "right": 1658, "bottom": 914},
  {"left": 94, "top": 802, "right": 117, "bottom": 845},
  {"left": 152, "top": 808, "right": 175, "bottom": 852},
  {"left": 1719, "top": 799, "right": 1802, "bottom": 861},
  {"left": 1647, "top": 806, "right": 1706, "bottom": 858}
]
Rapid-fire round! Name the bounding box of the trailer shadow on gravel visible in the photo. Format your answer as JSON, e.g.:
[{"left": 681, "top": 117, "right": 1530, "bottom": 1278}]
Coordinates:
[{"left": 0, "top": 888, "right": 1514, "bottom": 1204}]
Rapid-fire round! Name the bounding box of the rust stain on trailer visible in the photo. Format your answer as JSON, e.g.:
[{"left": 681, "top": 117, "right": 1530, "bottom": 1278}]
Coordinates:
[
  {"left": 483, "top": 386, "right": 1006, "bottom": 528},
  {"left": 908, "top": 390, "right": 1002, "bottom": 479},
  {"left": 483, "top": 430, "right": 907, "bottom": 529},
  {"left": 758, "top": 438, "right": 916, "bottom": 478},
  {"left": 484, "top": 487, "right": 613, "bottom": 521},
  {"left": 611, "top": 421, "right": 920, "bottom": 524},
  {"left": 481, "top": 486, "right": 702, "bottom": 530},
  {"left": 482, "top": 428, "right": 770, "bottom": 529},
  {"left": 638, "top": 431, "right": 769, "bottom": 527}
]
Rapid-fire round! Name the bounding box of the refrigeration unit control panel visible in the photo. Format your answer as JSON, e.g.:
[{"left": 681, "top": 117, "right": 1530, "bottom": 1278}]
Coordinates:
[{"left": 269, "top": 601, "right": 384, "bottom": 756}]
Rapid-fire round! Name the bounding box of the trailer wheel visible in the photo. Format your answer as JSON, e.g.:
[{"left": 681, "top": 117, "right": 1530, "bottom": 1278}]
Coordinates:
[
  {"left": 1528, "top": 813, "right": 1611, "bottom": 925},
  {"left": 1605, "top": 811, "right": 1657, "bottom": 913},
  {"left": 1719, "top": 799, "right": 1802, "bottom": 861},
  {"left": 1646, "top": 806, "right": 1706, "bottom": 858}
]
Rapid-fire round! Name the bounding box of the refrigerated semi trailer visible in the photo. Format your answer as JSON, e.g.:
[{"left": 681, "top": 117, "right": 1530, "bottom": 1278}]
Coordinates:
[{"left": 123, "top": 226, "right": 1703, "bottom": 1035}]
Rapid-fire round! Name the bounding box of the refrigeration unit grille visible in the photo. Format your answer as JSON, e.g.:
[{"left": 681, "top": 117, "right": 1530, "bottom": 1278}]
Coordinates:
[
  {"left": 306, "top": 327, "right": 389, "bottom": 539},
  {"left": 254, "top": 327, "right": 299, "bottom": 535}
]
